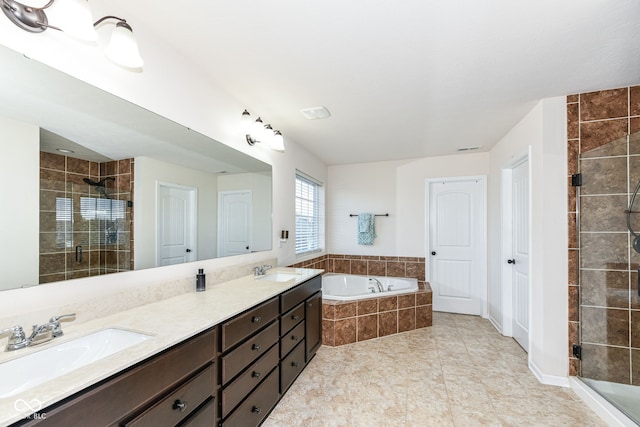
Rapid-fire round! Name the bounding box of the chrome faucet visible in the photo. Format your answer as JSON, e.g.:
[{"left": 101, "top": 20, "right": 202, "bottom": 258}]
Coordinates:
[
  {"left": 369, "top": 278, "right": 384, "bottom": 293},
  {"left": 0, "top": 313, "right": 76, "bottom": 352},
  {"left": 254, "top": 265, "right": 273, "bottom": 276}
]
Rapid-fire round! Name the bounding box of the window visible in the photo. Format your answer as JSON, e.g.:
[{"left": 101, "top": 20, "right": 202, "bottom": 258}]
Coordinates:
[{"left": 295, "top": 172, "right": 323, "bottom": 255}]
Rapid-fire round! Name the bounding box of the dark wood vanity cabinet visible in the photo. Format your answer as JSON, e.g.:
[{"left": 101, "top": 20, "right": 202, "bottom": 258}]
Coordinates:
[{"left": 16, "top": 328, "right": 219, "bottom": 427}]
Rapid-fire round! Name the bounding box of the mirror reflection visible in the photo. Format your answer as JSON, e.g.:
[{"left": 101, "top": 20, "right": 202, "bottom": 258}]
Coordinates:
[{"left": 0, "top": 45, "right": 272, "bottom": 290}]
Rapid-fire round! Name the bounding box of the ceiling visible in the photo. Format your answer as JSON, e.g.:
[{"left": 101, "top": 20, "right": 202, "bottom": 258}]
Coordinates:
[{"left": 111, "top": 0, "right": 640, "bottom": 166}]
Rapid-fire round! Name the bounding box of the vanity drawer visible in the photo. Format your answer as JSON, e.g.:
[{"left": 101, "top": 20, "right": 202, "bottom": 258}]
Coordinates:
[
  {"left": 221, "top": 344, "right": 279, "bottom": 418},
  {"left": 221, "top": 321, "right": 279, "bottom": 385},
  {"left": 125, "top": 363, "right": 216, "bottom": 426},
  {"left": 280, "top": 302, "right": 304, "bottom": 336},
  {"left": 280, "top": 321, "right": 305, "bottom": 358},
  {"left": 222, "top": 367, "right": 280, "bottom": 427},
  {"left": 280, "top": 275, "right": 321, "bottom": 313},
  {"left": 280, "top": 340, "right": 305, "bottom": 394},
  {"left": 221, "top": 297, "right": 279, "bottom": 352},
  {"left": 180, "top": 397, "right": 217, "bottom": 427}
]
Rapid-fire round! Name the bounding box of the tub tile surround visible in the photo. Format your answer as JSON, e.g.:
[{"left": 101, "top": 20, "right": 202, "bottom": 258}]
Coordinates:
[
  {"left": 567, "top": 86, "right": 640, "bottom": 384},
  {"left": 293, "top": 254, "right": 432, "bottom": 346}
]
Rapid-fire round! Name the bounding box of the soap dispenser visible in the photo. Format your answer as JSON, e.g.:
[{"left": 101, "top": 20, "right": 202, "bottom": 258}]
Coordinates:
[{"left": 196, "top": 268, "right": 206, "bottom": 292}]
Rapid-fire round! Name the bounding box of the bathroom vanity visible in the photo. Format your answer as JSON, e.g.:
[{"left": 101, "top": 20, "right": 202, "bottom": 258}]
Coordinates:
[{"left": 1, "top": 269, "right": 322, "bottom": 427}]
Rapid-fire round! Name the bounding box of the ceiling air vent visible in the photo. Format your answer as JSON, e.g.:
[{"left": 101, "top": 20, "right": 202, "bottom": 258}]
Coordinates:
[
  {"left": 301, "top": 106, "right": 331, "bottom": 120},
  {"left": 457, "top": 146, "right": 482, "bottom": 152}
]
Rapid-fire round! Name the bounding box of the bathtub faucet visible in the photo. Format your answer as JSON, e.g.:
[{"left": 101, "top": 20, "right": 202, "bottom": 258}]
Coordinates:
[{"left": 369, "top": 278, "right": 383, "bottom": 293}]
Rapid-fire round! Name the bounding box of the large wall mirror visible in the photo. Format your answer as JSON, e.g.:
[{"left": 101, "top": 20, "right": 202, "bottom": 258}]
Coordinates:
[{"left": 0, "top": 46, "right": 272, "bottom": 291}]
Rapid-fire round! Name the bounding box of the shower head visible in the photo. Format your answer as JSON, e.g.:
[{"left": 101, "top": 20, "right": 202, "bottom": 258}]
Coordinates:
[{"left": 83, "top": 177, "right": 115, "bottom": 187}]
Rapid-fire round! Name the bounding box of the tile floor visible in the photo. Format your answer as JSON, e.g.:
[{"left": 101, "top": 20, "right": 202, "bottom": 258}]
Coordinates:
[{"left": 264, "top": 312, "right": 605, "bottom": 426}]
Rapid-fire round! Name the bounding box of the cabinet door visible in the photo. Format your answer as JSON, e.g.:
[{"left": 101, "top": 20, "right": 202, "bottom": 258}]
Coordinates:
[{"left": 305, "top": 291, "right": 322, "bottom": 361}]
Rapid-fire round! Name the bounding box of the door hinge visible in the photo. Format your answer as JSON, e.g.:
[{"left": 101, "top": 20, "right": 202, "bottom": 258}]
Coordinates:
[
  {"left": 571, "top": 173, "right": 582, "bottom": 187},
  {"left": 572, "top": 344, "right": 582, "bottom": 360}
]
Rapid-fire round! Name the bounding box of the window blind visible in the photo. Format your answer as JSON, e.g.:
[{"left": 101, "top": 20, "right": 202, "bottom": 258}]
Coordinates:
[{"left": 295, "top": 173, "right": 321, "bottom": 255}]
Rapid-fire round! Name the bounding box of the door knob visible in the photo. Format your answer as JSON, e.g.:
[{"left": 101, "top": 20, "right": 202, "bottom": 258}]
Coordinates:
[
  {"left": 507, "top": 259, "right": 516, "bottom": 264},
  {"left": 431, "top": 251, "right": 436, "bottom": 256},
  {"left": 185, "top": 248, "right": 192, "bottom": 253}
]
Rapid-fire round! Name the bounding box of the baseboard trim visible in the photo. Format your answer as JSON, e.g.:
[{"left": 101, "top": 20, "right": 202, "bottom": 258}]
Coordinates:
[
  {"left": 570, "top": 377, "right": 637, "bottom": 427},
  {"left": 528, "top": 360, "right": 570, "bottom": 388}
]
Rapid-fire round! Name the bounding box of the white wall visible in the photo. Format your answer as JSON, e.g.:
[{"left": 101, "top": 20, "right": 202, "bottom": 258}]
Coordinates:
[
  {"left": 135, "top": 157, "right": 218, "bottom": 269},
  {"left": 218, "top": 172, "right": 272, "bottom": 253},
  {"left": 328, "top": 153, "right": 490, "bottom": 256},
  {"left": 0, "top": 116, "right": 39, "bottom": 290},
  {"left": 488, "top": 98, "right": 568, "bottom": 382}
]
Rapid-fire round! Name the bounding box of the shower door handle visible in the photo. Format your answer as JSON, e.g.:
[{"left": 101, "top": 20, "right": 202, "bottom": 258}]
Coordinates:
[{"left": 75, "top": 245, "right": 83, "bottom": 263}]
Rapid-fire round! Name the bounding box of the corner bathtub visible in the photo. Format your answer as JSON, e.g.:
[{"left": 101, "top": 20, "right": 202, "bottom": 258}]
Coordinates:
[{"left": 322, "top": 273, "right": 418, "bottom": 301}]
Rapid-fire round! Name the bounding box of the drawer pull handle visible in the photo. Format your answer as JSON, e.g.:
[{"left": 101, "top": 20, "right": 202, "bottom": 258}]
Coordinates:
[
  {"left": 252, "top": 316, "right": 262, "bottom": 323},
  {"left": 291, "top": 361, "right": 299, "bottom": 368},
  {"left": 252, "top": 344, "right": 261, "bottom": 351},
  {"left": 173, "top": 400, "right": 187, "bottom": 412},
  {"left": 292, "top": 315, "right": 300, "bottom": 320},
  {"left": 252, "top": 371, "right": 261, "bottom": 378},
  {"left": 252, "top": 406, "right": 262, "bottom": 415},
  {"left": 291, "top": 335, "right": 299, "bottom": 341}
]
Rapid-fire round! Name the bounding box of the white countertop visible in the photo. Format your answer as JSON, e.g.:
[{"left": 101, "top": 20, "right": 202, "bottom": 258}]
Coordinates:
[{"left": 0, "top": 268, "right": 322, "bottom": 426}]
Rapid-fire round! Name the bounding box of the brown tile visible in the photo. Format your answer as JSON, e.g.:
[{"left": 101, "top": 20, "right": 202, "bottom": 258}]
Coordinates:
[
  {"left": 357, "top": 314, "right": 378, "bottom": 342},
  {"left": 387, "top": 261, "right": 405, "bottom": 277},
  {"left": 361, "top": 255, "right": 380, "bottom": 260},
  {"left": 89, "top": 161, "right": 99, "bottom": 177},
  {"left": 567, "top": 102, "right": 579, "bottom": 139},
  {"left": 628, "top": 156, "right": 640, "bottom": 199},
  {"left": 378, "top": 311, "right": 398, "bottom": 337},
  {"left": 581, "top": 307, "right": 629, "bottom": 347},
  {"left": 579, "top": 195, "right": 628, "bottom": 232},
  {"left": 40, "top": 253, "right": 66, "bottom": 276},
  {"left": 569, "top": 357, "right": 580, "bottom": 377},
  {"left": 581, "top": 343, "right": 631, "bottom": 384},
  {"left": 567, "top": 94, "right": 578, "bottom": 103},
  {"left": 632, "top": 311, "right": 640, "bottom": 349},
  {"left": 335, "top": 302, "right": 356, "bottom": 319},
  {"left": 351, "top": 260, "right": 367, "bottom": 275},
  {"left": 568, "top": 250, "right": 578, "bottom": 285},
  {"left": 567, "top": 139, "right": 579, "bottom": 176},
  {"left": 580, "top": 88, "right": 628, "bottom": 121},
  {"left": 66, "top": 157, "right": 90, "bottom": 175},
  {"left": 40, "top": 151, "right": 65, "bottom": 171},
  {"left": 580, "top": 157, "right": 628, "bottom": 195},
  {"left": 568, "top": 285, "right": 579, "bottom": 322},
  {"left": 632, "top": 270, "right": 640, "bottom": 310},
  {"left": 101, "top": 161, "right": 117, "bottom": 176},
  {"left": 357, "top": 299, "right": 378, "bottom": 315},
  {"left": 39, "top": 273, "right": 66, "bottom": 284},
  {"left": 118, "top": 251, "right": 131, "bottom": 271},
  {"left": 322, "top": 319, "right": 335, "bottom": 346},
  {"left": 398, "top": 308, "right": 416, "bottom": 332},
  {"left": 581, "top": 270, "right": 629, "bottom": 309},
  {"left": 567, "top": 177, "right": 577, "bottom": 214},
  {"left": 398, "top": 294, "right": 416, "bottom": 309},
  {"left": 39, "top": 232, "right": 59, "bottom": 254},
  {"left": 580, "top": 119, "right": 628, "bottom": 158},
  {"left": 631, "top": 86, "right": 640, "bottom": 116},
  {"left": 322, "top": 303, "right": 335, "bottom": 320},
  {"left": 406, "top": 262, "right": 426, "bottom": 281},
  {"left": 580, "top": 233, "right": 628, "bottom": 269},
  {"left": 633, "top": 350, "right": 640, "bottom": 386},
  {"left": 568, "top": 321, "right": 579, "bottom": 357},
  {"left": 417, "top": 291, "right": 432, "bottom": 306},
  {"left": 416, "top": 305, "right": 432, "bottom": 328},
  {"left": 116, "top": 174, "right": 131, "bottom": 192},
  {"left": 40, "top": 168, "right": 65, "bottom": 191},
  {"left": 334, "top": 318, "right": 356, "bottom": 346},
  {"left": 380, "top": 256, "right": 399, "bottom": 261},
  {"left": 568, "top": 213, "right": 577, "bottom": 248},
  {"left": 334, "top": 259, "right": 350, "bottom": 274},
  {"left": 367, "top": 260, "right": 386, "bottom": 276},
  {"left": 379, "top": 296, "right": 398, "bottom": 312},
  {"left": 118, "top": 159, "right": 131, "bottom": 174}
]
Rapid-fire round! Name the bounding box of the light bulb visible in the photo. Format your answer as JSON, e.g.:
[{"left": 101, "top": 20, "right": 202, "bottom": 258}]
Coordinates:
[
  {"left": 271, "top": 130, "right": 285, "bottom": 152},
  {"left": 105, "top": 22, "right": 143, "bottom": 69}
]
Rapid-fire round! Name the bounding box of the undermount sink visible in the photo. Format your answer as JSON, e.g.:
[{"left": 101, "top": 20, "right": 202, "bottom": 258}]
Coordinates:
[
  {"left": 0, "top": 328, "right": 151, "bottom": 398},
  {"left": 257, "top": 273, "right": 300, "bottom": 282}
]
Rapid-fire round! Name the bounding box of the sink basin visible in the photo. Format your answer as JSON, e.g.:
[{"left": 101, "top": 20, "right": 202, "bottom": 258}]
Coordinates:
[
  {"left": 0, "top": 328, "right": 151, "bottom": 398},
  {"left": 257, "top": 273, "right": 300, "bottom": 282}
]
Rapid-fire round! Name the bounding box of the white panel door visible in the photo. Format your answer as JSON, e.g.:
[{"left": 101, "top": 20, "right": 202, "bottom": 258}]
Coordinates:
[
  {"left": 511, "top": 160, "right": 530, "bottom": 351},
  {"left": 429, "top": 179, "right": 485, "bottom": 315},
  {"left": 218, "top": 191, "right": 252, "bottom": 257},
  {"left": 157, "top": 184, "right": 196, "bottom": 266}
]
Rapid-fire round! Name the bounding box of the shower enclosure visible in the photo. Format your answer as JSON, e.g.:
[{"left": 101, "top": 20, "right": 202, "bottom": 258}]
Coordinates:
[
  {"left": 39, "top": 152, "right": 134, "bottom": 283},
  {"left": 572, "top": 88, "right": 640, "bottom": 423}
]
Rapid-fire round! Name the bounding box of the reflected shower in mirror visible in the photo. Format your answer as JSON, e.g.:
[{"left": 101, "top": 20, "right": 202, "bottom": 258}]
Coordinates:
[{"left": 0, "top": 45, "right": 272, "bottom": 290}]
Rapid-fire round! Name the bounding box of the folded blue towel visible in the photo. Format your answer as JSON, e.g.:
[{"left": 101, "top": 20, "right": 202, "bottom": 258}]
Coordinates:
[{"left": 358, "top": 213, "right": 376, "bottom": 245}]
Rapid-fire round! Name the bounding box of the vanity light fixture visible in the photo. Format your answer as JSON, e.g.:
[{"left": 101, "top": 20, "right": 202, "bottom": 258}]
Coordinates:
[
  {"left": 241, "top": 109, "right": 285, "bottom": 152},
  {"left": 1, "top": 0, "right": 143, "bottom": 69}
]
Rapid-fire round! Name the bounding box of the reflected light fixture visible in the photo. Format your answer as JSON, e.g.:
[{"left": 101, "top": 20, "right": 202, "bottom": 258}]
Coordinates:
[
  {"left": 1, "top": 0, "right": 143, "bottom": 69},
  {"left": 241, "top": 109, "right": 285, "bottom": 152}
]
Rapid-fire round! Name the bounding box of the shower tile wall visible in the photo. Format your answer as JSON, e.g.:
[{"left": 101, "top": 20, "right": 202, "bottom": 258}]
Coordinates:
[
  {"left": 567, "top": 86, "right": 640, "bottom": 385},
  {"left": 39, "top": 153, "right": 134, "bottom": 284}
]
